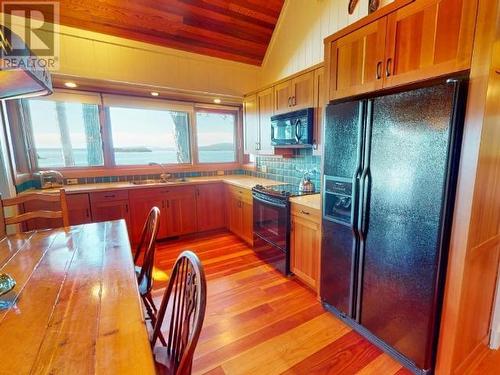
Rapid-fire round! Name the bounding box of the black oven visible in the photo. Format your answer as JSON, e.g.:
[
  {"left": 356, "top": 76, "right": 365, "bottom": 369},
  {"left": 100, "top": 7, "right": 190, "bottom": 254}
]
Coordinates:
[
  {"left": 271, "top": 108, "right": 314, "bottom": 147},
  {"left": 252, "top": 191, "right": 290, "bottom": 275}
]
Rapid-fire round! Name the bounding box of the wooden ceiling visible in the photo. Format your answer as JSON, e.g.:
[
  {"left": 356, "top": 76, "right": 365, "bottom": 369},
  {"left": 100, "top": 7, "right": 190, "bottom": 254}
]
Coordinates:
[{"left": 56, "top": 0, "right": 285, "bottom": 65}]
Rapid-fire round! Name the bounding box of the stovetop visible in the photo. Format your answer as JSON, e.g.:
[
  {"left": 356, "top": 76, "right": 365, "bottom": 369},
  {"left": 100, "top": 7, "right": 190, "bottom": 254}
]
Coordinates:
[{"left": 253, "top": 183, "right": 319, "bottom": 198}]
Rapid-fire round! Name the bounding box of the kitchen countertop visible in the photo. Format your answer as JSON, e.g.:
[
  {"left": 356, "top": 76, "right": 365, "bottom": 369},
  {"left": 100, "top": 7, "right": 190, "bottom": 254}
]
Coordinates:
[
  {"left": 23, "top": 175, "right": 322, "bottom": 211},
  {"left": 24, "top": 175, "right": 281, "bottom": 195},
  {"left": 290, "top": 193, "right": 322, "bottom": 211}
]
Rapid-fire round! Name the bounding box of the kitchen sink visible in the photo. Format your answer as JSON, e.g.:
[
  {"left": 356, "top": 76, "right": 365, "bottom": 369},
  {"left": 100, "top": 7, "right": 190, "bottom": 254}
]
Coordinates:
[{"left": 130, "top": 178, "right": 189, "bottom": 185}]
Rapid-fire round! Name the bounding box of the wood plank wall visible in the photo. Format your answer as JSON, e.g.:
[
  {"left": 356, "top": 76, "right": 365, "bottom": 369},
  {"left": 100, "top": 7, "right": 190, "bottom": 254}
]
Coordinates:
[
  {"left": 259, "top": 0, "right": 394, "bottom": 86},
  {"left": 436, "top": 0, "right": 500, "bottom": 373}
]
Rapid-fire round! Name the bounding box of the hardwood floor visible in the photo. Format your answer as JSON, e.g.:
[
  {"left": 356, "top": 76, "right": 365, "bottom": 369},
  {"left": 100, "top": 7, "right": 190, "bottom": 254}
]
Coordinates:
[{"left": 150, "top": 231, "right": 412, "bottom": 375}]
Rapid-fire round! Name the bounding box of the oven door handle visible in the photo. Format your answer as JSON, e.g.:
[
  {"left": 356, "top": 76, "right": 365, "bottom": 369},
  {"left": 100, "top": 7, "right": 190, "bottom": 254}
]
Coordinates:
[{"left": 252, "top": 194, "right": 288, "bottom": 209}]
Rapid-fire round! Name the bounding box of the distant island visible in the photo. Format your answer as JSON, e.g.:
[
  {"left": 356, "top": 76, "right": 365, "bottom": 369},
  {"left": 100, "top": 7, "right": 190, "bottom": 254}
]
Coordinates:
[
  {"left": 114, "top": 146, "right": 153, "bottom": 152},
  {"left": 198, "top": 143, "right": 234, "bottom": 151}
]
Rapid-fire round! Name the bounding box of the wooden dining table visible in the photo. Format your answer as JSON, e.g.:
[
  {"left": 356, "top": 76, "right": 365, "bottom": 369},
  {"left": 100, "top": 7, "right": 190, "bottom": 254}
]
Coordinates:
[{"left": 0, "top": 220, "right": 155, "bottom": 374}]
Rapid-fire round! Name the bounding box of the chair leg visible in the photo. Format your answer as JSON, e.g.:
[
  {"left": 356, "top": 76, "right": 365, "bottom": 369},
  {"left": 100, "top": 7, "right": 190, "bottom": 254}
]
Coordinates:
[{"left": 143, "top": 293, "right": 167, "bottom": 346}]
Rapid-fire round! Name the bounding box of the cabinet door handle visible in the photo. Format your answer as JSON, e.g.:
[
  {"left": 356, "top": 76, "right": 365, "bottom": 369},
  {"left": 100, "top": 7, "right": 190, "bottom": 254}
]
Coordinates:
[
  {"left": 104, "top": 194, "right": 116, "bottom": 198},
  {"left": 288, "top": 97, "right": 292, "bottom": 107},
  {"left": 376, "top": 61, "right": 382, "bottom": 79},
  {"left": 386, "top": 58, "right": 392, "bottom": 77},
  {"left": 125, "top": 204, "right": 129, "bottom": 213},
  {"left": 86, "top": 209, "right": 90, "bottom": 218},
  {"left": 301, "top": 210, "right": 310, "bottom": 215},
  {"left": 166, "top": 200, "right": 170, "bottom": 209}
]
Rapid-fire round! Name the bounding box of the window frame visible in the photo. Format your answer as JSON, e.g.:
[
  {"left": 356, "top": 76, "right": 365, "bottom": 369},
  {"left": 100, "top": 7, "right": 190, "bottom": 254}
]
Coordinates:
[{"left": 9, "top": 89, "right": 243, "bottom": 178}]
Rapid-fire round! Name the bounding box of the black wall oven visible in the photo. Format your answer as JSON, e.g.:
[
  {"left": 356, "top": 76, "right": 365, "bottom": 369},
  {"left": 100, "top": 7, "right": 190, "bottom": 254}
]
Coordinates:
[{"left": 252, "top": 190, "right": 290, "bottom": 275}]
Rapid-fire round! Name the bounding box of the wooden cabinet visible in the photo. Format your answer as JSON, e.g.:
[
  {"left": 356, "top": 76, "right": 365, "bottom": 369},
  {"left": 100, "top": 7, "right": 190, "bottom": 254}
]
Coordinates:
[
  {"left": 326, "top": 0, "right": 478, "bottom": 100},
  {"left": 313, "top": 67, "right": 325, "bottom": 154},
  {"left": 90, "top": 191, "right": 130, "bottom": 233},
  {"left": 273, "top": 80, "right": 292, "bottom": 114},
  {"left": 66, "top": 193, "right": 92, "bottom": 225},
  {"left": 328, "top": 18, "right": 387, "bottom": 100},
  {"left": 129, "top": 189, "right": 165, "bottom": 243},
  {"left": 290, "top": 204, "right": 321, "bottom": 292},
  {"left": 195, "top": 183, "right": 226, "bottom": 232},
  {"left": 164, "top": 186, "right": 197, "bottom": 238},
  {"left": 129, "top": 186, "right": 197, "bottom": 243},
  {"left": 243, "top": 94, "right": 259, "bottom": 154},
  {"left": 243, "top": 88, "right": 274, "bottom": 155},
  {"left": 257, "top": 87, "right": 274, "bottom": 154},
  {"left": 274, "top": 72, "right": 315, "bottom": 114},
  {"left": 383, "top": 0, "right": 477, "bottom": 88},
  {"left": 225, "top": 185, "right": 253, "bottom": 245}
]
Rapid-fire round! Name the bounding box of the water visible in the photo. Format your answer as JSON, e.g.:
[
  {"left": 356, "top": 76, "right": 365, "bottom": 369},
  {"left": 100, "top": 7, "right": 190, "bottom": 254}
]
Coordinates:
[{"left": 37, "top": 148, "right": 236, "bottom": 168}]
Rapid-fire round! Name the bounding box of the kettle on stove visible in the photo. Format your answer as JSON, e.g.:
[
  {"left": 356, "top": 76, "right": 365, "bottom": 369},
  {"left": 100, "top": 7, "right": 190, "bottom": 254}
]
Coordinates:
[{"left": 299, "top": 174, "right": 315, "bottom": 193}]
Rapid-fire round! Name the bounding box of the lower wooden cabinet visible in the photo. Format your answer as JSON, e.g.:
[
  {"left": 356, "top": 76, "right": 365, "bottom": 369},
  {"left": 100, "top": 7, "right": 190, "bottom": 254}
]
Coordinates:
[
  {"left": 67, "top": 194, "right": 92, "bottom": 225},
  {"left": 129, "top": 190, "right": 164, "bottom": 243},
  {"left": 164, "top": 186, "right": 197, "bottom": 238},
  {"left": 90, "top": 191, "right": 131, "bottom": 235},
  {"left": 195, "top": 183, "right": 226, "bottom": 232},
  {"left": 290, "top": 204, "right": 321, "bottom": 292},
  {"left": 225, "top": 185, "right": 253, "bottom": 245}
]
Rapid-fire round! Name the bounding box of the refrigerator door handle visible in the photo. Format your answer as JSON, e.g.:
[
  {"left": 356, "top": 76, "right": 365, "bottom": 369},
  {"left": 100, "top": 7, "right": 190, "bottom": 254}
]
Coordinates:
[{"left": 359, "top": 172, "right": 371, "bottom": 235}]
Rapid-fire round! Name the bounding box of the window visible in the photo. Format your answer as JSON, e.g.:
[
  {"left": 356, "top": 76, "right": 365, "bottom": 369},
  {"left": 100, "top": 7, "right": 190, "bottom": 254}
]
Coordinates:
[
  {"left": 108, "top": 106, "right": 191, "bottom": 166},
  {"left": 9, "top": 90, "right": 241, "bottom": 172},
  {"left": 196, "top": 110, "right": 236, "bottom": 163},
  {"left": 22, "top": 93, "right": 103, "bottom": 168}
]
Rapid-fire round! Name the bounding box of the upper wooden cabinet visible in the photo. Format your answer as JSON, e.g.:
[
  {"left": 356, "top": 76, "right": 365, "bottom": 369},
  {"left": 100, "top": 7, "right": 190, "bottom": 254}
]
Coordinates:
[
  {"left": 243, "top": 94, "right": 259, "bottom": 155},
  {"left": 326, "top": 0, "right": 478, "bottom": 101},
  {"left": 383, "top": 0, "right": 477, "bottom": 88},
  {"left": 243, "top": 88, "right": 275, "bottom": 155},
  {"left": 257, "top": 87, "right": 274, "bottom": 154},
  {"left": 328, "top": 18, "right": 387, "bottom": 100},
  {"left": 274, "top": 72, "right": 315, "bottom": 114}
]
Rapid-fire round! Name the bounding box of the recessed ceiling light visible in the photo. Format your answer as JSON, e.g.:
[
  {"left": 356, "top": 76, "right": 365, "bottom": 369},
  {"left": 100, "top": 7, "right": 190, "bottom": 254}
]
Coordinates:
[
  {"left": 213, "top": 98, "right": 221, "bottom": 104},
  {"left": 64, "top": 82, "right": 77, "bottom": 88},
  {"left": 151, "top": 92, "right": 159, "bottom": 97}
]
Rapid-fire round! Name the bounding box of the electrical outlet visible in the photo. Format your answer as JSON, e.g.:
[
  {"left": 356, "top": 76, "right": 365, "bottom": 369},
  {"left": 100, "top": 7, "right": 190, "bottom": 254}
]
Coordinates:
[
  {"left": 260, "top": 165, "right": 268, "bottom": 173},
  {"left": 66, "top": 178, "right": 79, "bottom": 185}
]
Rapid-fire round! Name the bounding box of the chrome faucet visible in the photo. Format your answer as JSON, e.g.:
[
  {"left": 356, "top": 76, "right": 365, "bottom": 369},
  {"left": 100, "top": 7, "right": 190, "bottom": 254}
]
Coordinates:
[{"left": 148, "top": 162, "right": 171, "bottom": 182}]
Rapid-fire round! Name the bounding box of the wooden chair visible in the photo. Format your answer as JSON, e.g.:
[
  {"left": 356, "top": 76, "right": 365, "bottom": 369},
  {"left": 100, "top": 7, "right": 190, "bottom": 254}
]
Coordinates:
[
  {"left": 0, "top": 189, "right": 69, "bottom": 234},
  {"left": 151, "top": 250, "right": 207, "bottom": 375},
  {"left": 134, "top": 207, "right": 161, "bottom": 327}
]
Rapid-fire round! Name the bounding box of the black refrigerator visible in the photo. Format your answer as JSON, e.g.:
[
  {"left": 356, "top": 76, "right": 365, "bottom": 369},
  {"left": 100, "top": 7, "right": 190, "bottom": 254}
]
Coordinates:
[{"left": 320, "top": 79, "right": 467, "bottom": 374}]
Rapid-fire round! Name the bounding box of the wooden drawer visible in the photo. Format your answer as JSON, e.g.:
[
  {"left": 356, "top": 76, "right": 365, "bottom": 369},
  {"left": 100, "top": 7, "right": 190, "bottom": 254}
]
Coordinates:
[
  {"left": 90, "top": 190, "right": 129, "bottom": 202},
  {"left": 226, "top": 184, "right": 253, "bottom": 204},
  {"left": 291, "top": 204, "right": 321, "bottom": 223}
]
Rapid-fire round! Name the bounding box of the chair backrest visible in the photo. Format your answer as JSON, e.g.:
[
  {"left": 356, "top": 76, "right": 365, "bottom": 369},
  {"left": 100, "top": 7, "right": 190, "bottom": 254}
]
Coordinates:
[
  {"left": 0, "top": 189, "right": 69, "bottom": 233},
  {"left": 151, "top": 251, "right": 207, "bottom": 375},
  {"left": 135, "top": 206, "right": 161, "bottom": 294}
]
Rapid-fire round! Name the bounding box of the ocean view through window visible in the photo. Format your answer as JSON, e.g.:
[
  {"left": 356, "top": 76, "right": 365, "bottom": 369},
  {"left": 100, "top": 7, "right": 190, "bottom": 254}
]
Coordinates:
[
  {"left": 108, "top": 106, "right": 191, "bottom": 165},
  {"left": 23, "top": 98, "right": 104, "bottom": 168},
  {"left": 11, "top": 90, "right": 241, "bottom": 173},
  {"left": 196, "top": 111, "right": 236, "bottom": 163}
]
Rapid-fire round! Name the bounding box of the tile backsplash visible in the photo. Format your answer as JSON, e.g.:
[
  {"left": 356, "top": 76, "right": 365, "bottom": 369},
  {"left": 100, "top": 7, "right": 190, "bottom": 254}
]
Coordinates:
[
  {"left": 245, "top": 149, "right": 321, "bottom": 191},
  {"left": 16, "top": 151, "right": 322, "bottom": 193}
]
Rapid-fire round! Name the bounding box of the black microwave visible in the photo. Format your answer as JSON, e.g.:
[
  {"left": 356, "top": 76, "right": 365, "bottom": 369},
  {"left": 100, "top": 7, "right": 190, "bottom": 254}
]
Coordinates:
[{"left": 271, "top": 108, "right": 314, "bottom": 147}]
